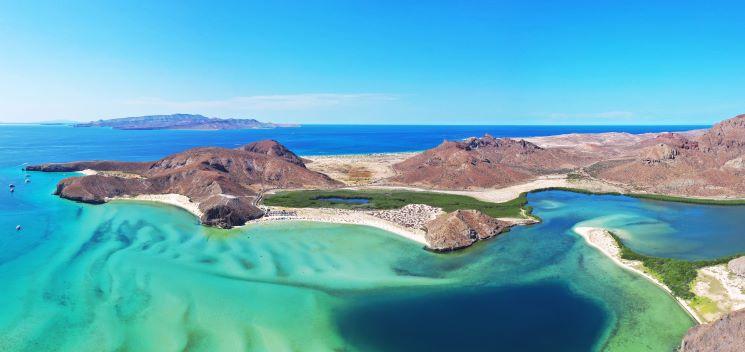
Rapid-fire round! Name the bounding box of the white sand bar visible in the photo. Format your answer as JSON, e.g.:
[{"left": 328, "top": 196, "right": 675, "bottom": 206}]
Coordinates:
[{"left": 573, "top": 226, "right": 704, "bottom": 324}]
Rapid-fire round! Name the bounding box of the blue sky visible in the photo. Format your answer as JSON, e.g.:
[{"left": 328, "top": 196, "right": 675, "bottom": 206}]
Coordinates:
[{"left": 0, "top": 1, "right": 743, "bottom": 125}]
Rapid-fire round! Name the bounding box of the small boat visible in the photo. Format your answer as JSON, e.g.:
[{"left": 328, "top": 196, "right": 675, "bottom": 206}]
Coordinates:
[
  {"left": 9, "top": 183, "right": 14, "bottom": 188},
  {"left": 15, "top": 225, "right": 21, "bottom": 231},
  {"left": 9, "top": 188, "right": 14, "bottom": 193},
  {"left": 24, "top": 179, "right": 30, "bottom": 183}
]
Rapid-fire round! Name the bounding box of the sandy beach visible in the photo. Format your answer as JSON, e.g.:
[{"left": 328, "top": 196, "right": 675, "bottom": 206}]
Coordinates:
[
  {"left": 108, "top": 194, "right": 203, "bottom": 218},
  {"left": 573, "top": 226, "right": 704, "bottom": 324},
  {"left": 254, "top": 207, "right": 429, "bottom": 245}
]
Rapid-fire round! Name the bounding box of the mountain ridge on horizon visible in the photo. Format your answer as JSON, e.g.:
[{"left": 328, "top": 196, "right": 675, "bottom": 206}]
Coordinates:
[{"left": 74, "top": 113, "right": 299, "bottom": 130}]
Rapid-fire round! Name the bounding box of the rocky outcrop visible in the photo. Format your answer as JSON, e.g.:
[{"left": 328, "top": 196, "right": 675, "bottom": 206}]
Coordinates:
[
  {"left": 698, "top": 114, "right": 745, "bottom": 153},
  {"left": 198, "top": 195, "right": 265, "bottom": 228},
  {"left": 587, "top": 115, "right": 745, "bottom": 197},
  {"left": 639, "top": 143, "right": 678, "bottom": 164},
  {"left": 424, "top": 210, "right": 511, "bottom": 251},
  {"left": 390, "top": 135, "right": 595, "bottom": 189},
  {"left": 29, "top": 140, "right": 341, "bottom": 228},
  {"left": 727, "top": 256, "right": 745, "bottom": 277},
  {"left": 238, "top": 139, "right": 306, "bottom": 166},
  {"left": 681, "top": 309, "right": 745, "bottom": 352}
]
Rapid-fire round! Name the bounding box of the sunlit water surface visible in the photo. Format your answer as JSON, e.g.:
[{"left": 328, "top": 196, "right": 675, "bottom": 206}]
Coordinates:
[{"left": 2, "top": 125, "right": 740, "bottom": 352}]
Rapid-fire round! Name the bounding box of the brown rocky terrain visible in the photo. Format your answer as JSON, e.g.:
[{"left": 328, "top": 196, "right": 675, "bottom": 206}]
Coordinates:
[
  {"left": 681, "top": 308, "right": 745, "bottom": 352},
  {"left": 424, "top": 209, "right": 511, "bottom": 251},
  {"left": 387, "top": 115, "right": 745, "bottom": 198},
  {"left": 588, "top": 115, "right": 745, "bottom": 197},
  {"left": 390, "top": 135, "right": 597, "bottom": 189},
  {"left": 27, "top": 140, "right": 341, "bottom": 228}
]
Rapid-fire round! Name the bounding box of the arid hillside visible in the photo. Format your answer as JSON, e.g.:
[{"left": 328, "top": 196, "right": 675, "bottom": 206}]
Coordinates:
[
  {"left": 389, "top": 135, "right": 597, "bottom": 189},
  {"left": 588, "top": 115, "right": 745, "bottom": 196},
  {"left": 388, "top": 115, "right": 745, "bottom": 198},
  {"left": 27, "top": 140, "right": 341, "bottom": 228}
]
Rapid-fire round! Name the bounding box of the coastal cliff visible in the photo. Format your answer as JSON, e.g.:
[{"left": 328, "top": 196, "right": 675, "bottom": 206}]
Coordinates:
[{"left": 27, "top": 140, "right": 340, "bottom": 228}]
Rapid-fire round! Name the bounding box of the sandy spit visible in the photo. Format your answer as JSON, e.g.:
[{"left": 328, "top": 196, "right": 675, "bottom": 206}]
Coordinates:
[{"left": 573, "top": 226, "right": 704, "bottom": 324}]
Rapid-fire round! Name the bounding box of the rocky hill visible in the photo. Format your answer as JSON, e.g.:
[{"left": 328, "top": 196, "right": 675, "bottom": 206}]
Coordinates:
[
  {"left": 681, "top": 308, "right": 745, "bottom": 352},
  {"left": 588, "top": 115, "right": 745, "bottom": 197},
  {"left": 390, "top": 135, "right": 596, "bottom": 189},
  {"left": 27, "top": 140, "right": 340, "bottom": 228},
  {"left": 424, "top": 209, "right": 511, "bottom": 251},
  {"left": 76, "top": 114, "right": 298, "bottom": 130},
  {"left": 387, "top": 115, "right": 745, "bottom": 198}
]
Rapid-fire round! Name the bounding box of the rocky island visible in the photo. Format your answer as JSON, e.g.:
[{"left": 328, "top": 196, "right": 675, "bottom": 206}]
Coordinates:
[{"left": 75, "top": 113, "right": 298, "bottom": 130}]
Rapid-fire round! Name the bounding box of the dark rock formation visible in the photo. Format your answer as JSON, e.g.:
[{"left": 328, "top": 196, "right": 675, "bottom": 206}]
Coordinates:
[
  {"left": 198, "top": 195, "right": 265, "bottom": 228},
  {"left": 681, "top": 309, "right": 745, "bottom": 352},
  {"left": 75, "top": 114, "right": 298, "bottom": 130},
  {"left": 424, "top": 209, "right": 511, "bottom": 251},
  {"left": 390, "top": 134, "right": 596, "bottom": 189},
  {"left": 29, "top": 140, "right": 341, "bottom": 228}
]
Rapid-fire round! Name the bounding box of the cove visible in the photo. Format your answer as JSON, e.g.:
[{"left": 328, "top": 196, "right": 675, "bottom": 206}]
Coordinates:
[{"left": 530, "top": 190, "right": 745, "bottom": 260}]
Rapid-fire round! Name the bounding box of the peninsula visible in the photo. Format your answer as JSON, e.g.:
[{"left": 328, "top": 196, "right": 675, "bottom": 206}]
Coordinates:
[{"left": 75, "top": 113, "right": 298, "bottom": 130}]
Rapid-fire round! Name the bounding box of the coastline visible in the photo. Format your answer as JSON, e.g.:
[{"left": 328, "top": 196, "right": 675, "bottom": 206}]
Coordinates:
[
  {"left": 107, "top": 194, "right": 203, "bottom": 218},
  {"left": 573, "top": 226, "right": 704, "bottom": 324},
  {"left": 253, "top": 207, "right": 429, "bottom": 245},
  {"left": 79, "top": 160, "right": 743, "bottom": 251}
]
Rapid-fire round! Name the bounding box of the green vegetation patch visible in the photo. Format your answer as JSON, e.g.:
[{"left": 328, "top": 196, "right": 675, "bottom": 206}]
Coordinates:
[
  {"left": 608, "top": 232, "right": 738, "bottom": 299},
  {"left": 263, "top": 189, "right": 531, "bottom": 218}
]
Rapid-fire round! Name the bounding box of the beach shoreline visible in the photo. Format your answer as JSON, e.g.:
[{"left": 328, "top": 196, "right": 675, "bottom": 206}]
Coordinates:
[
  {"left": 573, "top": 226, "right": 704, "bottom": 324},
  {"left": 107, "top": 194, "right": 203, "bottom": 218}
]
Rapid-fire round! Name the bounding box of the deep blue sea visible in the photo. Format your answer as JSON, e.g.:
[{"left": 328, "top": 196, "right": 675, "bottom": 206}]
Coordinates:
[{"left": 0, "top": 124, "right": 706, "bottom": 165}]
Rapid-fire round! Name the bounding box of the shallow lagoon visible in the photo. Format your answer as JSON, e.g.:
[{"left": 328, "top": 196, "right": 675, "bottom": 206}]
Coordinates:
[
  {"left": 0, "top": 171, "right": 710, "bottom": 351},
  {"left": 3, "top": 125, "right": 743, "bottom": 351}
]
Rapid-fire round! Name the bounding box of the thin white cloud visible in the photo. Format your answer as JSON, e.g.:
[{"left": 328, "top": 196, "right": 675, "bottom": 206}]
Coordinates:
[
  {"left": 545, "top": 111, "right": 635, "bottom": 120},
  {"left": 123, "top": 93, "right": 398, "bottom": 112}
]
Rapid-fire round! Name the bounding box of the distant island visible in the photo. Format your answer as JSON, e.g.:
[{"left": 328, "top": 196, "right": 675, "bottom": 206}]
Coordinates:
[{"left": 75, "top": 113, "right": 299, "bottom": 130}]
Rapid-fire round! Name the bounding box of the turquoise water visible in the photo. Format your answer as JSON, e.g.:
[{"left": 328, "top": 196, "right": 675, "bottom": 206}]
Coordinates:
[
  {"left": 0, "top": 169, "right": 711, "bottom": 351},
  {"left": 536, "top": 191, "right": 745, "bottom": 260},
  {"left": 1, "top": 125, "right": 741, "bottom": 351}
]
